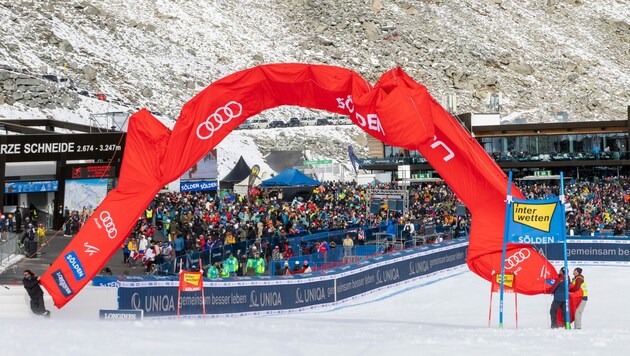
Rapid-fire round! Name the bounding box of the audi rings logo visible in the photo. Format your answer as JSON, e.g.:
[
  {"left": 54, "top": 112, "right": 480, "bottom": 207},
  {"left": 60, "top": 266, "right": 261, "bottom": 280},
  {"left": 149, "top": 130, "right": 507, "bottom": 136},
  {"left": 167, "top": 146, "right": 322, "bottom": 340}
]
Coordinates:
[
  {"left": 504, "top": 248, "right": 531, "bottom": 269},
  {"left": 196, "top": 101, "right": 243, "bottom": 140},
  {"left": 99, "top": 211, "right": 118, "bottom": 239}
]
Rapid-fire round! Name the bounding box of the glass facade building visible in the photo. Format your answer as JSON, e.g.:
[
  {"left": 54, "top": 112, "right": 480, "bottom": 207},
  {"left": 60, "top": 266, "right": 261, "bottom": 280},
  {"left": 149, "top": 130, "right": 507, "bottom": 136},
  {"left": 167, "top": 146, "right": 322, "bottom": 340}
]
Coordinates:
[
  {"left": 480, "top": 132, "right": 628, "bottom": 162},
  {"left": 365, "top": 113, "right": 630, "bottom": 180}
]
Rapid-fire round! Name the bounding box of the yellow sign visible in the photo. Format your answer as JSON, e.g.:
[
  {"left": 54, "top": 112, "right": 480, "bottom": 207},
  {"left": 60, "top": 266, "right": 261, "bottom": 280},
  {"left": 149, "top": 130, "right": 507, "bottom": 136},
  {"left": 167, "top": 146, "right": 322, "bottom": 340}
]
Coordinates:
[
  {"left": 495, "top": 274, "right": 514, "bottom": 288},
  {"left": 183, "top": 273, "right": 201, "bottom": 286},
  {"left": 512, "top": 202, "right": 556, "bottom": 232}
]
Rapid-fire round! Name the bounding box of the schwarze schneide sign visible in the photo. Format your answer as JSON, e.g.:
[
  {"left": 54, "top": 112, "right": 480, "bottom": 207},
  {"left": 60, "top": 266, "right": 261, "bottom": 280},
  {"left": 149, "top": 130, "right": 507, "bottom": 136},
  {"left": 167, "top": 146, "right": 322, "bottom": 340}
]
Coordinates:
[{"left": 0, "top": 133, "right": 125, "bottom": 162}]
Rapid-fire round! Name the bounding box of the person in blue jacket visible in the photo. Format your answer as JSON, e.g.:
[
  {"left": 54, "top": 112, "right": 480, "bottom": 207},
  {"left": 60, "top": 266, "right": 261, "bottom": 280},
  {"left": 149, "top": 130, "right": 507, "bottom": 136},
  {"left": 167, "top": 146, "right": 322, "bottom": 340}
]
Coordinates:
[
  {"left": 386, "top": 218, "right": 397, "bottom": 238},
  {"left": 549, "top": 267, "right": 568, "bottom": 328},
  {"left": 173, "top": 235, "right": 185, "bottom": 257}
]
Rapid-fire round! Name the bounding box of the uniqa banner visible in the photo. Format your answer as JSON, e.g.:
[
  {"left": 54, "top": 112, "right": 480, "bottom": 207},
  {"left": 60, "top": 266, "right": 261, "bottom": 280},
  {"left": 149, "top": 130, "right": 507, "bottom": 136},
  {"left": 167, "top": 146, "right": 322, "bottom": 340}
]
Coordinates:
[
  {"left": 505, "top": 197, "right": 565, "bottom": 244},
  {"left": 115, "top": 242, "right": 468, "bottom": 317}
]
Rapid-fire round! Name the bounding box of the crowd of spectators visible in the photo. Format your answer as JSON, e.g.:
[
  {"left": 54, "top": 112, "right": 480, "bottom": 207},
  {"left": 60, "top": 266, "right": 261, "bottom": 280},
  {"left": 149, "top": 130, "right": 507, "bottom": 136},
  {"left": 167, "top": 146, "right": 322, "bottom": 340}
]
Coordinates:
[
  {"left": 3, "top": 174, "right": 626, "bottom": 276},
  {"left": 117, "top": 180, "right": 467, "bottom": 275},
  {"left": 519, "top": 176, "right": 630, "bottom": 236},
  {"left": 108, "top": 175, "right": 630, "bottom": 275}
]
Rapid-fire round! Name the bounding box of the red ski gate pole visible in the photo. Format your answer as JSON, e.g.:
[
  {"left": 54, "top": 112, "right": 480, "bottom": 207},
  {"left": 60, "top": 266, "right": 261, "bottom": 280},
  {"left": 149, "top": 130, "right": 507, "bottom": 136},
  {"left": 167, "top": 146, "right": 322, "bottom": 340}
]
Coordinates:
[{"left": 488, "top": 277, "right": 494, "bottom": 327}]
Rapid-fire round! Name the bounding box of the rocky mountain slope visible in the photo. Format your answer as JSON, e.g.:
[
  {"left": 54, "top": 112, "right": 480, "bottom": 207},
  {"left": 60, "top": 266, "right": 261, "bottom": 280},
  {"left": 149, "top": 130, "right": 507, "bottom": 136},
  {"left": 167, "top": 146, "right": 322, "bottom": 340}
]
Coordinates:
[{"left": 0, "top": 0, "right": 628, "bottom": 125}]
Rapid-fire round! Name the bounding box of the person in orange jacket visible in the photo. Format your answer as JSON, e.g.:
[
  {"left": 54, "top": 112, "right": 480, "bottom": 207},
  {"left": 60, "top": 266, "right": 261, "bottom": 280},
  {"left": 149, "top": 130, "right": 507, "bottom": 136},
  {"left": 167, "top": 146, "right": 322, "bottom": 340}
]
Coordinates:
[{"left": 569, "top": 267, "right": 588, "bottom": 329}]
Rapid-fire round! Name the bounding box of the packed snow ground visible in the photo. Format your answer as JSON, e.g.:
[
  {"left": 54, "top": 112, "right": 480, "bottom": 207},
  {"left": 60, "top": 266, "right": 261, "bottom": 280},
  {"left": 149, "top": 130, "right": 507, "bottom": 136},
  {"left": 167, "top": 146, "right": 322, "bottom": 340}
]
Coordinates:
[{"left": 0, "top": 264, "right": 628, "bottom": 355}]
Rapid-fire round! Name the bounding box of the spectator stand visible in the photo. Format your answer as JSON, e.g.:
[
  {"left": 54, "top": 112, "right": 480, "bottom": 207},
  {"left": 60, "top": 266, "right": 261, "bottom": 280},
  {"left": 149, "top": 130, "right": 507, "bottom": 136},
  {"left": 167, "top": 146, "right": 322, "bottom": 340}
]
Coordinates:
[
  {"left": 155, "top": 224, "right": 471, "bottom": 276},
  {"left": 158, "top": 226, "right": 374, "bottom": 275},
  {"left": 153, "top": 207, "right": 470, "bottom": 276}
]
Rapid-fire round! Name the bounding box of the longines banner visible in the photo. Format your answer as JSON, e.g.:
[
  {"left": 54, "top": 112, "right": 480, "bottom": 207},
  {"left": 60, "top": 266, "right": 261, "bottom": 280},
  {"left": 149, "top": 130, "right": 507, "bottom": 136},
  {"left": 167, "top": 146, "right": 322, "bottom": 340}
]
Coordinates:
[
  {"left": 0, "top": 133, "right": 125, "bottom": 162},
  {"left": 112, "top": 240, "right": 469, "bottom": 317}
]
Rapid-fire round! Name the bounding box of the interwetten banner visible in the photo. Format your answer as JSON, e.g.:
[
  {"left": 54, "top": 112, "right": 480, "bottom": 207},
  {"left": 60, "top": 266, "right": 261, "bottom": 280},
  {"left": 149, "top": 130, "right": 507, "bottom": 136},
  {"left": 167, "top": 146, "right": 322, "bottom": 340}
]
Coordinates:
[
  {"left": 505, "top": 197, "right": 565, "bottom": 244},
  {"left": 179, "top": 271, "right": 203, "bottom": 292}
]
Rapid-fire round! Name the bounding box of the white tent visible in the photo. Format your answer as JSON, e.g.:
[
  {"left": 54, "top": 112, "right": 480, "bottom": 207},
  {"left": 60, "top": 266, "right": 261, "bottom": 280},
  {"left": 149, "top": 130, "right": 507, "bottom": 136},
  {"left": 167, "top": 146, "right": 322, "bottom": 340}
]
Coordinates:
[{"left": 233, "top": 177, "right": 250, "bottom": 196}]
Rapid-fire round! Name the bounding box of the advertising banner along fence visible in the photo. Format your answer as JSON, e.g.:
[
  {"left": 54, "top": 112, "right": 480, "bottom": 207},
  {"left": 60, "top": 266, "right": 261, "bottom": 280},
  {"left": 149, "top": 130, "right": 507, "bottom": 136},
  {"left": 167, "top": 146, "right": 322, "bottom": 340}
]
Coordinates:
[{"left": 114, "top": 241, "right": 468, "bottom": 318}]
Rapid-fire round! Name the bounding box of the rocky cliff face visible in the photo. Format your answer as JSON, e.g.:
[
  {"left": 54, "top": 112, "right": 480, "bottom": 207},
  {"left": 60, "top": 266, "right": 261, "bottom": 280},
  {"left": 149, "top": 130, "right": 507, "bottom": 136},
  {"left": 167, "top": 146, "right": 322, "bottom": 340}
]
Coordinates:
[{"left": 0, "top": 0, "right": 627, "bottom": 123}]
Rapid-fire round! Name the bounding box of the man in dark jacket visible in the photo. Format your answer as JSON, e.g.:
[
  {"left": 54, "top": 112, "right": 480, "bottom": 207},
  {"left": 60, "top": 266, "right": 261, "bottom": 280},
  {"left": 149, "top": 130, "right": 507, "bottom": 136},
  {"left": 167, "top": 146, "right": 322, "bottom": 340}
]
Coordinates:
[
  {"left": 14, "top": 208, "right": 22, "bottom": 233},
  {"left": 276, "top": 261, "right": 290, "bottom": 276},
  {"left": 22, "top": 270, "right": 50, "bottom": 317},
  {"left": 549, "top": 267, "right": 568, "bottom": 328}
]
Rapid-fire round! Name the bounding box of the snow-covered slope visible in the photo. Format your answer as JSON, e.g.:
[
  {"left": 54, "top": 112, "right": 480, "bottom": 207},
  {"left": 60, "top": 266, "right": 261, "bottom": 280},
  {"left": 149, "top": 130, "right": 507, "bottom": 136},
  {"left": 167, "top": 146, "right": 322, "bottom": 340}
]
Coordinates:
[
  {"left": 1, "top": 266, "right": 629, "bottom": 355},
  {"left": 0, "top": 0, "right": 627, "bottom": 179},
  {"left": 218, "top": 125, "right": 368, "bottom": 181},
  {"left": 0, "top": 0, "right": 627, "bottom": 123}
]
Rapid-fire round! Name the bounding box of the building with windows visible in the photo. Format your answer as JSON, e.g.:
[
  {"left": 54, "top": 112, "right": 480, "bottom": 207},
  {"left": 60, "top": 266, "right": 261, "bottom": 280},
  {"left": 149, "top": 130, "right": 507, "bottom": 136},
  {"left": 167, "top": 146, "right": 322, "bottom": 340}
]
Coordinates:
[
  {"left": 360, "top": 108, "right": 630, "bottom": 181},
  {"left": 0, "top": 118, "right": 125, "bottom": 229}
]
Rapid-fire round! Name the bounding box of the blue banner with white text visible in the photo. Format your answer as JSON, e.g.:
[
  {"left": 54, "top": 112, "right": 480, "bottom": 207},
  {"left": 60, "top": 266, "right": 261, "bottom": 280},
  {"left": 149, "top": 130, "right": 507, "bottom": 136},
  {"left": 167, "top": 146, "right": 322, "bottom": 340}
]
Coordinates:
[
  {"left": 113, "top": 240, "right": 469, "bottom": 317},
  {"left": 5, "top": 180, "right": 59, "bottom": 193},
  {"left": 506, "top": 197, "right": 564, "bottom": 244},
  {"left": 180, "top": 180, "right": 218, "bottom": 192},
  {"left": 534, "top": 239, "right": 630, "bottom": 263}
]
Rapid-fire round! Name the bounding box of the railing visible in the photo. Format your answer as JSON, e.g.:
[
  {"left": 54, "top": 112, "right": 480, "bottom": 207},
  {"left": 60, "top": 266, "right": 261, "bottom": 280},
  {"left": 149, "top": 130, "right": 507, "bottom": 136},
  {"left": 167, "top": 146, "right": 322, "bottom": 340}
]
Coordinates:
[
  {"left": 491, "top": 151, "right": 629, "bottom": 163},
  {"left": 359, "top": 151, "right": 630, "bottom": 167},
  {"left": 359, "top": 157, "right": 427, "bottom": 166},
  {"left": 155, "top": 223, "right": 465, "bottom": 276},
  {"left": 0, "top": 232, "right": 19, "bottom": 268},
  {"left": 155, "top": 226, "right": 372, "bottom": 275}
]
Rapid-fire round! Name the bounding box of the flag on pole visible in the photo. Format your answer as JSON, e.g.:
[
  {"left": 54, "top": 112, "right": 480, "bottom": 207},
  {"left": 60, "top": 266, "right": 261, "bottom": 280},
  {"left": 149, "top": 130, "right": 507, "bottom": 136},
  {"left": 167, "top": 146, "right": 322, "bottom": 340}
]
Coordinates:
[
  {"left": 505, "top": 197, "right": 565, "bottom": 245},
  {"left": 178, "top": 271, "right": 203, "bottom": 292},
  {"left": 247, "top": 164, "right": 261, "bottom": 192},
  {"left": 347, "top": 145, "right": 362, "bottom": 174}
]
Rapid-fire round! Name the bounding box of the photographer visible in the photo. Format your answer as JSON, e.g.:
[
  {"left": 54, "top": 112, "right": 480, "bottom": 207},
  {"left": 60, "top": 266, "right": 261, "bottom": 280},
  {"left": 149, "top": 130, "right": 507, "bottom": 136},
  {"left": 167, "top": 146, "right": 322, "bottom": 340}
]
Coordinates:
[{"left": 22, "top": 270, "right": 50, "bottom": 317}]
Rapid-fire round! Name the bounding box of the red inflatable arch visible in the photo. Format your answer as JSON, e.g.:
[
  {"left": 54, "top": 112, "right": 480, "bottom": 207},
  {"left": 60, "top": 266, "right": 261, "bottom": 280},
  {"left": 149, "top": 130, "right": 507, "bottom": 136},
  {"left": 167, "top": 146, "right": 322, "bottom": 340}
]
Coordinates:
[{"left": 41, "top": 64, "right": 556, "bottom": 308}]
